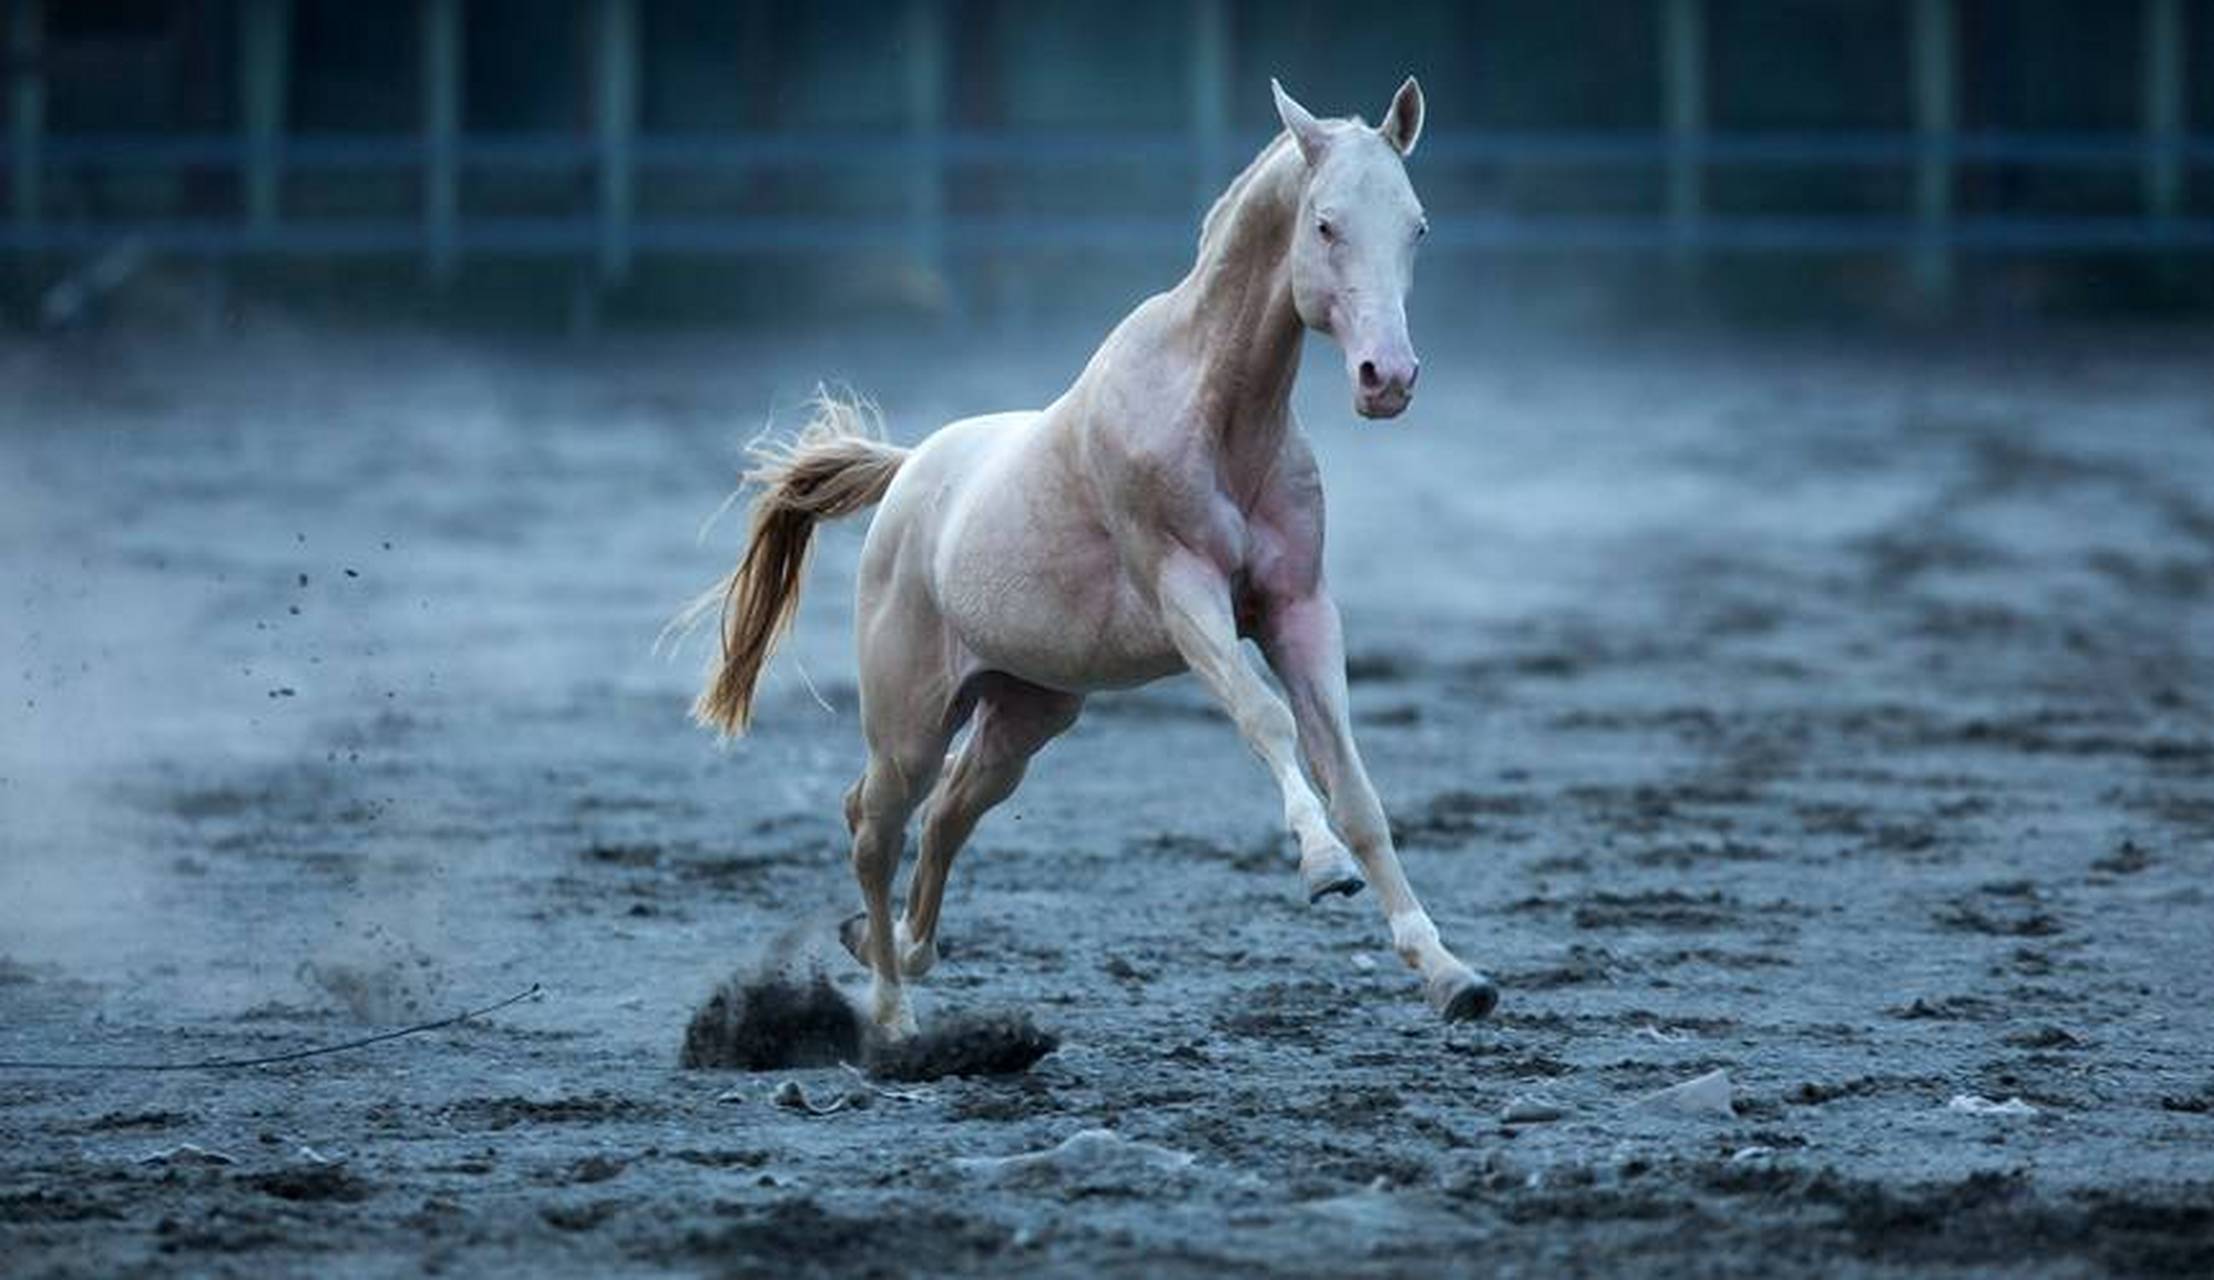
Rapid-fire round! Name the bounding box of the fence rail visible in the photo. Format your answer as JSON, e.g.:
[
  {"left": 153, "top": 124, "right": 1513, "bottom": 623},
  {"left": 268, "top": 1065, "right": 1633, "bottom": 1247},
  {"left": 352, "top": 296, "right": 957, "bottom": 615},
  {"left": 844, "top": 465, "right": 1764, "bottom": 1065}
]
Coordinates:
[
  {"left": 2, "top": 129, "right": 2209, "bottom": 257},
  {"left": 7, "top": 212, "right": 2214, "bottom": 259},
  {"left": 3, "top": 0, "right": 2209, "bottom": 308},
  {"left": 9, "top": 128, "right": 2214, "bottom": 170}
]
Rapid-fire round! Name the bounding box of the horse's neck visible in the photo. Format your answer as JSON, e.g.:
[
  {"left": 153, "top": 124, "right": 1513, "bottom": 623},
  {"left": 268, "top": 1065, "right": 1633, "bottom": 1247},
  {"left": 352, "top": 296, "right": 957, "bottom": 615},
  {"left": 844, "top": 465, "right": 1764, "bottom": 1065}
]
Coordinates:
[{"left": 1175, "top": 147, "right": 1306, "bottom": 488}]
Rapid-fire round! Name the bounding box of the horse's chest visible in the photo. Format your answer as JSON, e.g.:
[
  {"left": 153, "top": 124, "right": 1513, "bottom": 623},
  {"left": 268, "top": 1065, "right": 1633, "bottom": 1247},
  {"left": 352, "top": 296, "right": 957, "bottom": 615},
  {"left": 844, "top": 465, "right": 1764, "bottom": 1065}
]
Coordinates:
[{"left": 1239, "top": 508, "right": 1325, "bottom": 608}]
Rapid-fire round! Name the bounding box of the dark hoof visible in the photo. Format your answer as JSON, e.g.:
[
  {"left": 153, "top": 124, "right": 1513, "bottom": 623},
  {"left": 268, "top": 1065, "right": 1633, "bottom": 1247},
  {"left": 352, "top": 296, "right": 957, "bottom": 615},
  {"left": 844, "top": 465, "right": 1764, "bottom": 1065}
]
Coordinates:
[
  {"left": 837, "top": 912, "right": 869, "bottom": 966},
  {"left": 1301, "top": 847, "right": 1367, "bottom": 904},
  {"left": 1306, "top": 873, "right": 1367, "bottom": 904},
  {"left": 1431, "top": 972, "right": 1499, "bottom": 1022}
]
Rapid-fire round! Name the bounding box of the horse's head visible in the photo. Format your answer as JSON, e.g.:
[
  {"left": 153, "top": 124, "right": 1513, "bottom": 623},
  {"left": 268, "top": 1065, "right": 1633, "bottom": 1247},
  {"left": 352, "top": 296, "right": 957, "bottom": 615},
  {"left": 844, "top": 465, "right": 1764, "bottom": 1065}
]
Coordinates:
[{"left": 1273, "top": 77, "right": 1427, "bottom": 420}]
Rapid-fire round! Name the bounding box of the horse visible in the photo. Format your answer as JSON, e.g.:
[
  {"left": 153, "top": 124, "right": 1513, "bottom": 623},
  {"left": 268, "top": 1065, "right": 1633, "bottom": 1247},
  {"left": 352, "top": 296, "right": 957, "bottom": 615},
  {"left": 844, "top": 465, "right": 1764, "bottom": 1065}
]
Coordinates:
[{"left": 689, "top": 77, "right": 1494, "bottom": 1038}]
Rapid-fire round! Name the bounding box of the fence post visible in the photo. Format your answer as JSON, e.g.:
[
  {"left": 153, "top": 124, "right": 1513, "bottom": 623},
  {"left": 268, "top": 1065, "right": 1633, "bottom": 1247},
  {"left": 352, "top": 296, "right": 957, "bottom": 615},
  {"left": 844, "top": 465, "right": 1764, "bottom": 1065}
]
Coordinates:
[
  {"left": 905, "top": 0, "right": 948, "bottom": 312},
  {"left": 422, "top": 0, "right": 462, "bottom": 285},
  {"left": 1661, "top": 0, "right": 1705, "bottom": 268},
  {"left": 239, "top": 0, "right": 291, "bottom": 240},
  {"left": 1910, "top": 0, "right": 1956, "bottom": 309},
  {"left": 8, "top": 0, "right": 42, "bottom": 246},
  {"left": 593, "top": 0, "right": 637, "bottom": 287},
  {"left": 1190, "top": 0, "right": 1228, "bottom": 223},
  {"left": 2142, "top": 0, "right": 2184, "bottom": 227}
]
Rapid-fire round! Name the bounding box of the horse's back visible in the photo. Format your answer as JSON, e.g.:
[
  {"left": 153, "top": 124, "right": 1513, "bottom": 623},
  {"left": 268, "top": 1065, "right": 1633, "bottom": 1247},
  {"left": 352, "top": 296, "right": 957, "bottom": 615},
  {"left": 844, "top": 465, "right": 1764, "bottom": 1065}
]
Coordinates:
[
  {"left": 870, "top": 409, "right": 1043, "bottom": 541},
  {"left": 910, "top": 410, "right": 1043, "bottom": 469}
]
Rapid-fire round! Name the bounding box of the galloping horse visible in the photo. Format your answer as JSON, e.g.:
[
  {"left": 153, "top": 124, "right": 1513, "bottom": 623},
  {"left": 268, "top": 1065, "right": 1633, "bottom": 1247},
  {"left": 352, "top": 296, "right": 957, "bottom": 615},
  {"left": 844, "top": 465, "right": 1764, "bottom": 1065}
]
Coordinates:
[{"left": 691, "top": 78, "right": 1494, "bottom": 1037}]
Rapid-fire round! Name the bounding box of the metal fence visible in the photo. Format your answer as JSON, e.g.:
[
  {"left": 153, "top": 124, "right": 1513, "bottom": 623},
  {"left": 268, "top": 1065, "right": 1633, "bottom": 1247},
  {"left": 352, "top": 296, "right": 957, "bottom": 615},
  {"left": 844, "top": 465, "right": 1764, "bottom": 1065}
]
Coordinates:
[{"left": 3, "top": 0, "right": 2209, "bottom": 309}]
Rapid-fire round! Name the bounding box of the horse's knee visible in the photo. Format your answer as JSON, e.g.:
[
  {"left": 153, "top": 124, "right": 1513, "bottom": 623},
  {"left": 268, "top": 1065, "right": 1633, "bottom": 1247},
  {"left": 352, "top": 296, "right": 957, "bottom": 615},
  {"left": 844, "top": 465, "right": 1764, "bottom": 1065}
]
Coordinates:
[
  {"left": 1236, "top": 699, "right": 1299, "bottom": 754},
  {"left": 843, "top": 778, "right": 864, "bottom": 834}
]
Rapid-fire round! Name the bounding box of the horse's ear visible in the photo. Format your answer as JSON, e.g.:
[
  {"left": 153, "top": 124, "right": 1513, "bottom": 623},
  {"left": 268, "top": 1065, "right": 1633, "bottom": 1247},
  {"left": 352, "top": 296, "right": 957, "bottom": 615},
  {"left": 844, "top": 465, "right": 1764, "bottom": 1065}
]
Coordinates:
[
  {"left": 1379, "top": 76, "right": 1424, "bottom": 157},
  {"left": 1272, "top": 78, "right": 1329, "bottom": 167}
]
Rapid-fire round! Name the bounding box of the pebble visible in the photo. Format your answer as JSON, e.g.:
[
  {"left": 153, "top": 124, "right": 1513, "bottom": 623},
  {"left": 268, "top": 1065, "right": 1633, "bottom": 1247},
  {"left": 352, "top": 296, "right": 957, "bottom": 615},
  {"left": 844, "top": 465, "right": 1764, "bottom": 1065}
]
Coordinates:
[
  {"left": 1501, "top": 1097, "right": 1566, "bottom": 1124},
  {"left": 1630, "top": 1068, "right": 1736, "bottom": 1119},
  {"left": 1947, "top": 1094, "right": 2037, "bottom": 1117}
]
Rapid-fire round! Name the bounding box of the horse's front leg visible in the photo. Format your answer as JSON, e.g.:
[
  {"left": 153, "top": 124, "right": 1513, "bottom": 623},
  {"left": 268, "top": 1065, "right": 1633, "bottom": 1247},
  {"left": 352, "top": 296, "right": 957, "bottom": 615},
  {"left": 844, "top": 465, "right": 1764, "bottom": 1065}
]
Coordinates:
[
  {"left": 1155, "top": 552, "right": 1366, "bottom": 901},
  {"left": 1259, "top": 590, "right": 1497, "bottom": 1021}
]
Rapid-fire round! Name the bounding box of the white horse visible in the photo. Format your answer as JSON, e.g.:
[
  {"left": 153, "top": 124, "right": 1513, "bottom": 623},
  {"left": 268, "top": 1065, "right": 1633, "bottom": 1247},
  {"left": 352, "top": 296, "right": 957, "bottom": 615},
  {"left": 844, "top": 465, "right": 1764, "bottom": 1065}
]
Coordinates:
[{"left": 691, "top": 78, "right": 1493, "bottom": 1037}]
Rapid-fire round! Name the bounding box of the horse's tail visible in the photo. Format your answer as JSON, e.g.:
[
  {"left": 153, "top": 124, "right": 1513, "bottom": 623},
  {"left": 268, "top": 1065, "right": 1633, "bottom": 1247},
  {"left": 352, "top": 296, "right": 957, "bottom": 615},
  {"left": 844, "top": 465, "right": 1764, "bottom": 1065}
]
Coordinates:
[{"left": 681, "top": 392, "right": 907, "bottom": 737}]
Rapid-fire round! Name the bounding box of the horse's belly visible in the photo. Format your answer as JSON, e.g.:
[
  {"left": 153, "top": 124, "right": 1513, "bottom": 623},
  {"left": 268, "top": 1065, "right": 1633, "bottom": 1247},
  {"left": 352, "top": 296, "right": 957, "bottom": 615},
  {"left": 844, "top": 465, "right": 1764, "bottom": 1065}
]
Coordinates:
[
  {"left": 933, "top": 501, "right": 1181, "bottom": 693},
  {"left": 976, "top": 602, "right": 1185, "bottom": 692}
]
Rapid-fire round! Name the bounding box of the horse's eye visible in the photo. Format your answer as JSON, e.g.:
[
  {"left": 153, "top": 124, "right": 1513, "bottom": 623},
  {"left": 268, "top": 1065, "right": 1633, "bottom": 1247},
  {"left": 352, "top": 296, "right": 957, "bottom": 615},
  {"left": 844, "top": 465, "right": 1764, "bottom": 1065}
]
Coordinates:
[
  {"left": 1316, "top": 218, "right": 1337, "bottom": 243},
  {"left": 1417, "top": 219, "right": 1429, "bottom": 239}
]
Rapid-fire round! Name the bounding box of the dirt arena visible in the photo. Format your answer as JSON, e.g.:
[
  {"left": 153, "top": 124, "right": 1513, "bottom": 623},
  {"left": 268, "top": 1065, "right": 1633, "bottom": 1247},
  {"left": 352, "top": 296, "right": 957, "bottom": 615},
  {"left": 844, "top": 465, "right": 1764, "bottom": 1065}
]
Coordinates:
[{"left": 3, "top": 323, "right": 2211, "bottom": 1275}]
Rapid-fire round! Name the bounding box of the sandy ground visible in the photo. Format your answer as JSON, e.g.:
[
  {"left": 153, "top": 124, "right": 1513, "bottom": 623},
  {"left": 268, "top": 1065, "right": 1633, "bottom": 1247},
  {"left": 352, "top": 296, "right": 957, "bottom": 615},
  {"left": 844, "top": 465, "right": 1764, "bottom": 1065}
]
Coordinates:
[{"left": 2, "top": 322, "right": 2212, "bottom": 1276}]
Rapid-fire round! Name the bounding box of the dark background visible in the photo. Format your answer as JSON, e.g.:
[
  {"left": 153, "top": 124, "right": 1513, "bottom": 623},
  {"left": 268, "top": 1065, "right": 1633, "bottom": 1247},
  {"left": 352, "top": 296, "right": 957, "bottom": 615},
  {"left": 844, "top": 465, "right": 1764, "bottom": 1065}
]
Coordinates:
[{"left": 4, "top": 0, "right": 2212, "bottom": 331}]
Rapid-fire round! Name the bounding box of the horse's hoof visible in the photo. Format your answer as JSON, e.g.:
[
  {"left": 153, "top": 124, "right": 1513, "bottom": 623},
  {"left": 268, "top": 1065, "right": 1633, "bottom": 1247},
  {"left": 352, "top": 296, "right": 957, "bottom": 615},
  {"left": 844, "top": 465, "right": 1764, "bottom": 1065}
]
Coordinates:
[
  {"left": 1429, "top": 970, "right": 1499, "bottom": 1022},
  {"left": 1306, "top": 872, "right": 1367, "bottom": 904},
  {"left": 837, "top": 912, "right": 869, "bottom": 966},
  {"left": 1301, "top": 848, "right": 1366, "bottom": 903}
]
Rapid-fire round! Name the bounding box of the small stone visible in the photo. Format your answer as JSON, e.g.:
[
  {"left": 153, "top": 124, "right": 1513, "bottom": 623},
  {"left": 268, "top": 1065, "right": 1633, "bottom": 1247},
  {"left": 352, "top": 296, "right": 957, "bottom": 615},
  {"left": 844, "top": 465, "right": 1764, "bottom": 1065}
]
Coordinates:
[
  {"left": 1501, "top": 1097, "right": 1566, "bottom": 1124},
  {"left": 135, "top": 1143, "right": 236, "bottom": 1167},
  {"left": 1946, "top": 1093, "right": 2037, "bottom": 1117},
  {"left": 953, "top": 1129, "right": 1196, "bottom": 1188},
  {"left": 1630, "top": 1068, "right": 1735, "bottom": 1119}
]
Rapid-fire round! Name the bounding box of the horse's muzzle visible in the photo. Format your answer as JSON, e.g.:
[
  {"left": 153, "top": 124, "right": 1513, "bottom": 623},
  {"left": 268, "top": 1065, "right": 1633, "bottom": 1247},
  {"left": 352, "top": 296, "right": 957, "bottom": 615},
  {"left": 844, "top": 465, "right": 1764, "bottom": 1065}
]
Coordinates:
[
  {"left": 1353, "top": 352, "right": 1418, "bottom": 419},
  {"left": 1355, "top": 387, "right": 1412, "bottom": 418}
]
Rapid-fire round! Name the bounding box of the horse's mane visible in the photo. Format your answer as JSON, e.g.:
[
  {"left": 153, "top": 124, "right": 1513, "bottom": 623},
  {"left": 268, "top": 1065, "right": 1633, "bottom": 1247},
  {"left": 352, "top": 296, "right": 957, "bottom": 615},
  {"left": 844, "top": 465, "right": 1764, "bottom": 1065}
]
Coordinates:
[
  {"left": 1195, "top": 116, "right": 1372, "bottom": 263},
  {"left": 1196, "top": 131, "right": 1299, "bottom": 257}
]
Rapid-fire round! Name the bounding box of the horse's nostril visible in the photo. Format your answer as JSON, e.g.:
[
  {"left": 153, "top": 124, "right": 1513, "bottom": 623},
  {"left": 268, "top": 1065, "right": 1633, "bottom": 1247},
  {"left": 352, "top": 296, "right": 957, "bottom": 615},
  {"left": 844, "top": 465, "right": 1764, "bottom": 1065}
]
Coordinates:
[
  {"left": 1358, "top": 360, "right": 1380, "bottom": 388},
  {"left": 1406, "top": 360, "right": 1420, "bottom": 388}
]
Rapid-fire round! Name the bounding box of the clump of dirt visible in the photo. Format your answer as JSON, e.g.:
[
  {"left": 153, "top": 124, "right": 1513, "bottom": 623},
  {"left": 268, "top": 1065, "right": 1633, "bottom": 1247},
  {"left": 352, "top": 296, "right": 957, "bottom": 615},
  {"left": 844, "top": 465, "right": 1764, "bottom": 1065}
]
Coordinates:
[
  {"left": 866, "top": 1011, "right": 1058, "bottom": 1082},
  {"left": 679, "top": 968, "right": 864, "bottom": 1071},
  {"left": 678, "top": 963, "right": 1057, "bottom": 1080},
  {"left": 243, "top": 1164, "right": 373, "bottom": 1203}
]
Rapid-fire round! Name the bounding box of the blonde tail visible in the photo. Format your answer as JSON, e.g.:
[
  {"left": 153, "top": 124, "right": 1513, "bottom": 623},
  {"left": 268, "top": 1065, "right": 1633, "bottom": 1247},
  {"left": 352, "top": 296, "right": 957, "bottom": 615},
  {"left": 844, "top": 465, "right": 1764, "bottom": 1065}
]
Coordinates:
[{"left": 680, "top": 393, "right": 906, "bottom": 737}]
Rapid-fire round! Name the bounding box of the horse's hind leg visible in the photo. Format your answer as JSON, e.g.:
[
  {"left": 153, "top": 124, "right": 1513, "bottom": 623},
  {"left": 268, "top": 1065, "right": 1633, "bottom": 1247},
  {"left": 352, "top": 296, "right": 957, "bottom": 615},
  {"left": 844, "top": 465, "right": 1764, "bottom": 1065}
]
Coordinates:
[
  {"left": 897, "top": 677, "right": 1082, "bottom": 978},
  {"left": 843, "top": 598, "right": 959, "bottom": 1037},
  {"left": 846, "top": 744, "right": 940, "bottom": 1037}
]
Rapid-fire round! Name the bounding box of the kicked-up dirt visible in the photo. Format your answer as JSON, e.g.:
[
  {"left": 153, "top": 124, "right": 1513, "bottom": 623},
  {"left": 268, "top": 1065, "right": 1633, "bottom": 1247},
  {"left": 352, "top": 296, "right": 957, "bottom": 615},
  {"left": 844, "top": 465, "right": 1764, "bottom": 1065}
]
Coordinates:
[{"left": 2, "top": 324, "right": 2211, "bottom": 1275}]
